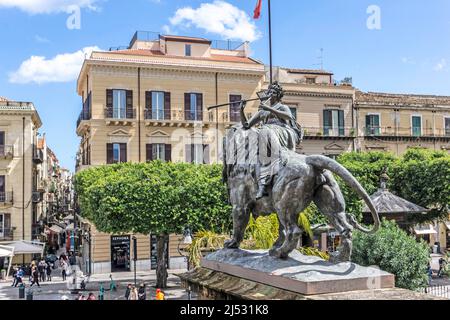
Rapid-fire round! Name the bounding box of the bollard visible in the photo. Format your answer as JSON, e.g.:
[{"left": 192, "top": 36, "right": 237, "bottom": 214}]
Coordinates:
[{"left": 18, "top": 284, "right": 25, "bottom": 299}]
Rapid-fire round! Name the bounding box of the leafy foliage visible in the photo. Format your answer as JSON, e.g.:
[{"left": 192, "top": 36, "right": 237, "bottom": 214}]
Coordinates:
[
  {"left": 336, "top": 148, "right": 450, "bottom": 224},
  {"left": 352, "top": 219, "right": 430, "bottom": 290},
  {"left": 75, "top": 161, "right": 232, "bottom": 235}
]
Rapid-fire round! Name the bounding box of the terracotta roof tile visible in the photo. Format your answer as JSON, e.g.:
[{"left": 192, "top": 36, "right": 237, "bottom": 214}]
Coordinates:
[{"left": 356, "top": 91, "right": 450, "bottom": 106}]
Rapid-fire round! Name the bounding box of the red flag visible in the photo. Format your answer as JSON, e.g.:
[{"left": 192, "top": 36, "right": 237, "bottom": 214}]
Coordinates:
[{"left": 253, "top": 0, "right": 262, "bottom": 19}]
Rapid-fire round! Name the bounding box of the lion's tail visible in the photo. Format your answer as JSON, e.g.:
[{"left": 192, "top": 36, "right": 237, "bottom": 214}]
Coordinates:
[{"left": 306, "top": 155, "right": 380, "bottom": 234}]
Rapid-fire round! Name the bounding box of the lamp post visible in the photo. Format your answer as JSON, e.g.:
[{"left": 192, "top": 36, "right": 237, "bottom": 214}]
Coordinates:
[
  {"left": 178, "top": 226, "right": 193, "bottom": 300},
  {"left": 132, "top": 236, "right": 137, "bottom": 287}
]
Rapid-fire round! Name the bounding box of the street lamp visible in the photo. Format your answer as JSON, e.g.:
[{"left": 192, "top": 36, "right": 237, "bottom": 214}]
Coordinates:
[{"left": 178, "top": 226, "right": 193, "bottom": 300}]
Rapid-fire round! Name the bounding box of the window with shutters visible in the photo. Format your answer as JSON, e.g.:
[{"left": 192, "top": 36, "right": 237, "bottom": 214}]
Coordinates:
[
  {"left": 365, "top": 114, "right": 381, "bottom": 135},
  {"left": 185, "top": 44, "right": 192, "bottom": 57},
  {"left": 185, "top": 93, "right": 203, "bottom": 121},
  {"left": 229, "top": 94, "right": 242, "bottom": 122},
  {"left": 445, "top": 117, "right": 450, "bottom": 136},
  {"left": 113, "top": 90, "right": 127, "bottom": 119},
  {"left": 323, "top": 109, "right": 345, "bottom": 137},
  {"left": 0, "top": 213, "right": 3, "bottom": 237},
  {"left": 186, "top": 144, "right": 210, "bottom": 164},
  {"left": 152, "top": 92, "right": 165, "bottom": 120},
  {"left": 289, "top": 107, "right": 297, "bottom": 120},
  {"left": 0, "top": 175, "right": 5, "bottom": 202},
  {"left": 146, "top": 144, "right": 171, "bottom": 162},
  {"left": 107, "top": 143, "right": 127, "bottom": 164},
  {"left": 412, "top": 115, "right": 422, "bottom": 137},
  {"left": 0, "top": 131, "right": 4, "bottom": 156}
]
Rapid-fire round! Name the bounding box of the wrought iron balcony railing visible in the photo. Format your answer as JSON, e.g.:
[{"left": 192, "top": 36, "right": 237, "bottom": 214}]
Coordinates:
[
  {"left": 0, "top": 145, "right": 14, "bottom": 158},
  {"left": 0, "top": 191, "right": 13, "bottom": 204},
  {"left": 0, "top": 228, "right": 14, "bottom": 241},
  {"left": 104, "top": 108, "right": 136, "bottom": 119}
]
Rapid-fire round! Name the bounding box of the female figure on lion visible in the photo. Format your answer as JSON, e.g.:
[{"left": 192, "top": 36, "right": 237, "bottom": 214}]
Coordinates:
[{"left": 241, "top": 81, "right": 303, "bottom": 199}]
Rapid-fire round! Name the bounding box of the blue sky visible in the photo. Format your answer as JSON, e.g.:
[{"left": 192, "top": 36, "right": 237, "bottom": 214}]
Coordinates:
[{"left": 0, "top": 0, "right": 449, "bottom": 170}]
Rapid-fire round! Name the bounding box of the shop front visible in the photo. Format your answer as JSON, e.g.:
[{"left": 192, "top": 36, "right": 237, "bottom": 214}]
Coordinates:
[{"left": 111, "top": 235, "right": 130, "bottom": 272}]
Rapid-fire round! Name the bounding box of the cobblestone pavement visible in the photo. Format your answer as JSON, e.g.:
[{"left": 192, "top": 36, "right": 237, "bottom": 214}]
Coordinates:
[{"left": 0, "top": 269, "right": 195, "bottom": 301}]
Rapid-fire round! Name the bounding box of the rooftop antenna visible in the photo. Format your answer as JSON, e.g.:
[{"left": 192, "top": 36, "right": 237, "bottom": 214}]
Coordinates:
[{"left": 312, "top": 48, "right": 324, "bottom": 70}]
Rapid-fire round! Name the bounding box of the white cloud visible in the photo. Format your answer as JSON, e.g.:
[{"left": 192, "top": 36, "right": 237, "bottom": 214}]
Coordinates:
[
  {"left": 162, "top": 24, "right": 174, "bottom": 35},
  {"left": 169, "top": 0, "right": 261, "bottom": 42},
  {"left": 0, "top": 0, "right": 100, "bottom": 14},
  {"left": 434, "top": 58, "right": 447, "bottom": 71},
  {"left": 9, "top": 46, "right": 101, "bottom": 84}
]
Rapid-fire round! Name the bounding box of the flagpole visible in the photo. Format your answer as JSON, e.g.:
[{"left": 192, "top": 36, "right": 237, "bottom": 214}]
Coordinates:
[{"left": 268, "top": 0, "right": 273, "bottom": 85}]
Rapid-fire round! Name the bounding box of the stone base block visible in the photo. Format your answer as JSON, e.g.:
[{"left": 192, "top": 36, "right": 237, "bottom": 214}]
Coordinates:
[{"left": 201, "top": 249, "right": 395, "bottom": 296}]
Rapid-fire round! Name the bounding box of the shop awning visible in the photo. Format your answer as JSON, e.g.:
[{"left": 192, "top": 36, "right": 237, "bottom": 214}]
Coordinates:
[
  {"left": 414, "top": 224, "right": 437, "bottom": 235},
  {"left": 1, "top": 241, "right": 45, "bottom": 255},
  {"left": 0, "top": 245, "right": 14, "bottom": 258},
  {"left": 444, "top": 221, "right": 450, "bottom": 230},
  {"left": 49, "top": 225, "right": 65, "bottom": 233}
]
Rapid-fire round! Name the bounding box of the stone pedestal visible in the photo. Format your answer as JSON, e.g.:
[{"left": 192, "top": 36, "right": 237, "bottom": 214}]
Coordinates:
[{"left": 177, "top": 249, "right": 445, "bottom": 300}]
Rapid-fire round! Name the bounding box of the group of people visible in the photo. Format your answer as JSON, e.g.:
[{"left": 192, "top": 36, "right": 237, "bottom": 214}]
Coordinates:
[
  {"left": 124, "top": 284, "right": 165, "bottom": 300},
  {"left": 11, "top": 259, "right": 53, "bottom": 288},
  {"left": 124, "top": 283, "right": 147, "bottom": 300}
]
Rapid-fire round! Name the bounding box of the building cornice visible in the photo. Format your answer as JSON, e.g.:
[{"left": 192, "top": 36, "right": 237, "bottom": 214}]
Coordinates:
[{"left": 355, "top": 102, "right": 450, "bottom": 112}]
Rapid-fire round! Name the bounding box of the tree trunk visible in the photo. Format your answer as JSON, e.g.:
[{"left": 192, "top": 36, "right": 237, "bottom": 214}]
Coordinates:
[{"left": 156, "top": 233, "right": 169, "bottom": 288}]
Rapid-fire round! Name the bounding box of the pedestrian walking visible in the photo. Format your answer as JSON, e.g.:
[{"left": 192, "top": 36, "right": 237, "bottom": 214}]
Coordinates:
[
  {"left": 61, "top": 260, "right": 68, "bottom": 281},
  {"left": 129, "top": 286, "right": 139, "bottom": 300},
  {"left": 30, "top": 266, "right": 40, "bottom": 287},
  {"left": 46, "top": 263, "right": 52, "bottom": 282},
  {"left": 38, "top": 260, "right": 47, "bottom": 282},
  {"left": 13, "top": 267, "right": 24, "bottom": 287},
  {"left": 125, "top": 283, "right": 132, "bottom": 300},
  {"left": 138, "top": 283, "right": 146, "bottom": 300},
  {"left": 427, "top": 262, "right": 433, "bottom": 286}
]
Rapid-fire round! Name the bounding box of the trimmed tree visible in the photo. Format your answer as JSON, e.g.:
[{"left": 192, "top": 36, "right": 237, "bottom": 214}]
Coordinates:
[
  {"left": 75, "top": 161, "right": 231, "bottom": 288},
  {"left": 352, "top": 219, "right": 430, "bottom": 290}
]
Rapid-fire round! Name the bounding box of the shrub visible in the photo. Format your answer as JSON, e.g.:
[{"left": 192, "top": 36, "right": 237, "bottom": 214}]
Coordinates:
[{"left": 352, "top": 219, "right": 429, "bottom": 290}]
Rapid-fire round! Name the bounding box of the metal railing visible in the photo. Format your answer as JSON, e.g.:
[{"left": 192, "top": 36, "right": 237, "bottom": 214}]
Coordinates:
[
  {"left": 0, "top": 228, "right": 14, "bottom": 241},
  {"left": 303, "top": 127, "right": 356, "bottom": 137},
  {"left": 0, "top": 145, "right": 14, "bottom": 158},
  {"left": 0, "top": 191, "right": 13, "bottom": 204},
  {"left": 104, "top": 108, "right": 136, "bottom": 120},
  {"left": 33, "top": 147, "right": 44, "bottom": 164},
  {"left": 211, "top": 39, "right": 247, "bottom": 51},
  {"left": 419, "top": 285, "right": 450, "bottom": 299},
  {"left": 363, "top": 126, "right": 450, "bottom": 137}
]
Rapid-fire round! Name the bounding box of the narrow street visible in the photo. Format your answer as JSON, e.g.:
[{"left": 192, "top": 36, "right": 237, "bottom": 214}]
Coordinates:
[{"left": 0, "top": 269, "right": 192, "bottom": 300}]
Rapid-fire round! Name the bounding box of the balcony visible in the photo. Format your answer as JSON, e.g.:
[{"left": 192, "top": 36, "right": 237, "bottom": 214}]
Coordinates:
[
  {"left": 104, "top": 108, "right": 136, "bottom": 126},
  {"left": 77, "top": 110, "right": 91, "bottom": 129},
  {"left": 144, "top": 109, "right": 211, "bottom": 128},
  {"left": 0, "top": 191, "right": 13, "bottom": 205},
  {"left": 0, "top": 145, "right": 14, "bottom": 158},
  {"left": 363, "top": 127, "right": 450, "bottom": 140},
  {"left": 33, "top": 147, "right": 44, "bottom": 164},
  {"left": 303, "top": 127, "right": 356, "bottom": 140},
  {"left": 32, "top": 191, "right": 43, "bottom": 203},
  {"left": 0, "top": 229, "right": 14, "bottom": 241}
]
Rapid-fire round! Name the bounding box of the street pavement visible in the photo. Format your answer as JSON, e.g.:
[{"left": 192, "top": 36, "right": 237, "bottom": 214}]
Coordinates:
[{"left": 0, "top": 269, "right": 194, "bottom": 300}]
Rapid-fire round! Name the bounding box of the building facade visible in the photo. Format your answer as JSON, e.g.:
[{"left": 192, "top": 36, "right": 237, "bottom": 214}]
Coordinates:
[
  {"left": 75, "top": 32, "right": 265, "bottom": 273},
  {"left": 0, "top": 98, "right": 43, "bottom": 259},
  {"left": 355, "top": 91, "right": 450, "bottom": 154}
]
